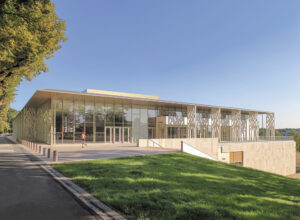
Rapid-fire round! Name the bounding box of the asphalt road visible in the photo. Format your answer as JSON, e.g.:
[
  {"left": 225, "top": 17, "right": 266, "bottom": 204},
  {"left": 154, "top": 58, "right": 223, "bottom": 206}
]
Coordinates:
[{"left": 0, "top": 137, "right": 99, "bottom": 220}]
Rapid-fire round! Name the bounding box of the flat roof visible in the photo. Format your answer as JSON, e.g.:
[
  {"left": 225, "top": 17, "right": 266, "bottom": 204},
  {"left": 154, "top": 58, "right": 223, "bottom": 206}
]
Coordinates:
[
  {"left": 18, "top": 88, "right": 273, "bottom": 114},
  {"left": 85, "top": 89, "right": 159, "bottom": 100}
]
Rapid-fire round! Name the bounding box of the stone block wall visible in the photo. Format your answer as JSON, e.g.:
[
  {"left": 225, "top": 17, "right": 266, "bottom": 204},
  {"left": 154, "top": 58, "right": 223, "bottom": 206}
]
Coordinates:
[{"left": 220, "top": 141, "right": 296, "bottom": 176}]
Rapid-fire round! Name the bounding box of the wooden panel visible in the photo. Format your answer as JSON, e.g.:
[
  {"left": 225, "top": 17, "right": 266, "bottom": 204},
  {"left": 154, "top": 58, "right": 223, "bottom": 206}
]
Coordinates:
[
  {"left": 230, "top": 152, "right": 234, "bottom": 163},
  {"left": 230, "top": 151, "right": 243, "bottom": 165}
]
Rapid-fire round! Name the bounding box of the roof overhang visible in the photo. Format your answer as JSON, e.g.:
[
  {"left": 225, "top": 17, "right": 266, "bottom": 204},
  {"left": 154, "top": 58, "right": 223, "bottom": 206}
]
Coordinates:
[{"left": 19, "top": 89, "right": 273, "bottom": 114}]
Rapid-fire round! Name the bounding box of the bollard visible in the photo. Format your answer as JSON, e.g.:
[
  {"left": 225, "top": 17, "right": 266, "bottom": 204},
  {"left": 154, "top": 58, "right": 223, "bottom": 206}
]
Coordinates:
[
  {"left": 53, "top": 150, "right": 58, "bottom": 162},
  {"left": 43, "top": 148, "right": 46, "bottom": 156},
  {"left": 39, "top": 146, "right": 42, "bottom": 154},
  {"left": 47, "top": 148, "right": 51, "bottom": 158}
]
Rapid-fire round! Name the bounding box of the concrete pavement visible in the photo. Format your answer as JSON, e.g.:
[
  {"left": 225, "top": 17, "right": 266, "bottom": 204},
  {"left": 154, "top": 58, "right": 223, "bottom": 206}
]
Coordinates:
[
  {"left": 50, "top": 144, "right": 179, "bottom": 163},
  {"left": 0, "top": 137, "right": 99, "bottom": 220}
]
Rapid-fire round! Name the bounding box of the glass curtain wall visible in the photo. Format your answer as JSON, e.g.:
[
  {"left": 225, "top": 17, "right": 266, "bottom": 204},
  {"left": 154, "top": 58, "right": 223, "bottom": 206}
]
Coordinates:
[
  {"left": 63, "top": 99, "right": 74, "bottom": 143},
  {"left": 95, "top": 102, "right": 105, "bottom": 142},
  {"left": 54, "top": 99, "right": 63, "bottom": 144},
  {"left": 123, "top": 105, "right": 132, "bottom": 142},
  {"left": 85, "top": 99, "right": 94, "bottom": 142},
  {"left": 147, "top": 107, "right": 156, "bottom": 139},
  {"left": 53, "top": 96, "right": 197, "bottom": 144},
  {"left": 74, "top": 99, "right": 84, "bottom": 143}
]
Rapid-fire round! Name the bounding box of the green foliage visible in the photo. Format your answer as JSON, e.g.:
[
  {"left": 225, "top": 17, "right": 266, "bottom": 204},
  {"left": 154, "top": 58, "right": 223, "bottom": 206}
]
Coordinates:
[
  {"left": 275, "top": 130, "right": 282, "bottom": 136},
  {"left": 53, "top": 153, "right": 300, "bottom": 220},
  {"left": 291, "top": 132, "right": 300, "bottom": 152},
  {"left": 0, "top": 0, "right": 67, "bottom": 132},
  {"left": 283, "top": 129, "right": 300, "bottom": 152},
  {"left": 7, "top": 108, "right": 18, "bottom": 133}
]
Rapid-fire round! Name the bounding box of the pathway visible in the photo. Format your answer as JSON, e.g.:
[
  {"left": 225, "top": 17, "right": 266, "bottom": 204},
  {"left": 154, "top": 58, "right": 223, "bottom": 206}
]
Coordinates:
[{"left": 0, "top": 137, "right": 98, "bottom": 220}]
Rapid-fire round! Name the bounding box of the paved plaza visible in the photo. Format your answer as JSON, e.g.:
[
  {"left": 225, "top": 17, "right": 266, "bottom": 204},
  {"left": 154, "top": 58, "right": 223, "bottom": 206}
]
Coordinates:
[{"left": 49, "top": 144, "right": 179, "bottom": 163}]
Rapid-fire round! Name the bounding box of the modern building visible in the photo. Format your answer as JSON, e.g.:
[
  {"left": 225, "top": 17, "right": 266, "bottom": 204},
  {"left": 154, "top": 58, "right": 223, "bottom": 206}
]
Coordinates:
[
  {"left": 13, "top": 89, "right": 276, "bottom": 145},
  {"left": 13, "top": 89, "right": 297, "bottom": 176}
]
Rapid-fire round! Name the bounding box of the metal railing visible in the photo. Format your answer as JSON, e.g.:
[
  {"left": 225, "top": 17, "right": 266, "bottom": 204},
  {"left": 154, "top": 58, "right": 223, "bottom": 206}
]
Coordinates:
[
  {"left": 147, "top": 139, "right": 164, "bottom": 148},
  {"left": 219, "top": 136, "right": 294, "bottom": 143}
]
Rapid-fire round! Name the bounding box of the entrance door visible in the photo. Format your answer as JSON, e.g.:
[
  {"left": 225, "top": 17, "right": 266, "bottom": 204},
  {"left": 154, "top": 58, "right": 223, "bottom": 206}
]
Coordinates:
[
  {"left": 114, "top": 127, "right": 121, "bottom": 143},
  {"left": 105, "top": 127, "right": 112, "bottom": 143},
  {"left": 123, "top": 127, "right": 131, "bottom": 142}
]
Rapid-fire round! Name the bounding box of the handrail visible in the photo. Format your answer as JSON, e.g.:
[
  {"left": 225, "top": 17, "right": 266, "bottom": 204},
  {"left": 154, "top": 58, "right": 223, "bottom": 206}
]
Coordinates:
[
  {"left": 220, "top": 136, "right": 294, "bottom": 143},
  {"left": 148, "top": 139, "right": 164, "bottom": 148}
]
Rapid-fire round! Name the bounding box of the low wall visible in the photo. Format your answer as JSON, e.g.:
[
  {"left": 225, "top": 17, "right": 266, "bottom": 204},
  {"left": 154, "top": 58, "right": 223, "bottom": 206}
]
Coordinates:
[
  {"left": 220, "top": 141, "right": 296, "bottom": 176},
  {"left": 182, "top": 142, "right": 216, "bottom": 161},
  {"left": 138, "top": 138, "right": 219, "bottom": 159}
]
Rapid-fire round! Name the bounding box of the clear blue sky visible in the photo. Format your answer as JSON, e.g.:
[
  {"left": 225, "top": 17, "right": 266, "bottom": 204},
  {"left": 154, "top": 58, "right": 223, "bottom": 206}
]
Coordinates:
[{"left": 11, "top": 0, "right": 300, "bottom": 128}]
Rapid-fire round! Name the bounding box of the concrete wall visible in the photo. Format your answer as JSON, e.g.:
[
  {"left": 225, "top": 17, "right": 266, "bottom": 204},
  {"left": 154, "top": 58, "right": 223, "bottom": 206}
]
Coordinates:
[
  {"left": 220, "top": 141, "right": 296, "bottom": 176},
  {"left": 139, "top": 138, "right": 296, "bottom": 176},
  {"left": 138, "top": 138, "right": 219, "bottom": 159}
]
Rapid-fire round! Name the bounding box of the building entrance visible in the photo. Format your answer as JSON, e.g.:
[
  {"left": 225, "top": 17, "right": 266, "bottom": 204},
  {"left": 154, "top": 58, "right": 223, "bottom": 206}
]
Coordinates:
[{"left": 105, "top": 127, "right": 132, "bottom": 143}]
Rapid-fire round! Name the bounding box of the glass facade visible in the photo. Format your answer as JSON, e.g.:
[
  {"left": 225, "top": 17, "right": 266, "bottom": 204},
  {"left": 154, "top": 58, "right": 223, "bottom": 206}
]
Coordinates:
[
  {"left": 53, "top": 97, "right": 189, "bottom": 144},
  {"left": 51, "top": 95, "right": 258, "bottom": 144}
]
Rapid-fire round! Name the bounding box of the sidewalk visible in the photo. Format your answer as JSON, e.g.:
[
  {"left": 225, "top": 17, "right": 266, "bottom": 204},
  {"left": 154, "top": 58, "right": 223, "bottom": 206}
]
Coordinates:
[{"left": 0, "top": 137, "right": 98, "bottom": 220}]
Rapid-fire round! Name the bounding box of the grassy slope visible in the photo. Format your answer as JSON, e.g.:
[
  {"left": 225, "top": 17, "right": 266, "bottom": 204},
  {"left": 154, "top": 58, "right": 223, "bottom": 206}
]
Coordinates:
[{"left": 52, "top": 153, "right": 300, "bottom": 220}]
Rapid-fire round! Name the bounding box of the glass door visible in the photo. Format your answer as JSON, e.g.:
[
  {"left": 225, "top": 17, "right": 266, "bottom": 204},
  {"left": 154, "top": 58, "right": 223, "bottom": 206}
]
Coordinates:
[
  {"left": 115, "top": 127, "right": 121, "bottom": 143},
  {"left": 123, "top": 127, "right": 131, "bottom": 143},
  {"left": 105, "top": 127, "right": 112, "bottom": 143}
]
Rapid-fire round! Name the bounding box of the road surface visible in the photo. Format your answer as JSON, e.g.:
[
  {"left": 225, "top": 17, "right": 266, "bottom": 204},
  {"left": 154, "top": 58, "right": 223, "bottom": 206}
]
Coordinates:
[{"left": 0, "top": 137, "right": 98, "bottom": 220}]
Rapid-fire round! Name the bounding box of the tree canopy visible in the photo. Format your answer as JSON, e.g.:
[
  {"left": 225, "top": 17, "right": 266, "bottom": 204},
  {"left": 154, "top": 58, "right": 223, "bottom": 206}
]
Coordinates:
[{"left": 0, "top": 0, "right": 67, "bottom": 132}]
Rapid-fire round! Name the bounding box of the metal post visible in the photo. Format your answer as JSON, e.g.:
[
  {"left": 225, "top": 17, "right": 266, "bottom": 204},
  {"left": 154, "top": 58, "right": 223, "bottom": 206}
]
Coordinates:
[
  {"left": 47, "top": 148, "right": 51, "bottom": 158},
  {"left": 53, "top": 150, "right": 58, "bottom": 162}
]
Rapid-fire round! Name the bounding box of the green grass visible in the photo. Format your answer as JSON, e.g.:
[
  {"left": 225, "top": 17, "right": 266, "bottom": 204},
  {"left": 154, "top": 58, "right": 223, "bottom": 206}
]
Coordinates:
[{"left": 52, "top": 153, "right": 300, "bottom": 220}]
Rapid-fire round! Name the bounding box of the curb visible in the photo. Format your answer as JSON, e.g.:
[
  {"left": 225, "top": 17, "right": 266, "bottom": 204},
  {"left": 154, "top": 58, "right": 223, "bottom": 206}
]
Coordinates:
[{"left": 8, "top": 138, "right": 126, "bottom": 220}]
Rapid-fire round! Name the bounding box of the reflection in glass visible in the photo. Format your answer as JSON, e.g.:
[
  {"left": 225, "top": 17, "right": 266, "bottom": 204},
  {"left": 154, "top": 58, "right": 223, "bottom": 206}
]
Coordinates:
[
  {"left": 63, "top": 100, "right": 74, "bottom": 143},
  {"left": 114, "top": 104, "right": 123, "bottom": 127},
  {"left": 55, "top": 99, "right": 62, "bottom": 144},
  {"left": 95, "top": 102, "right": 104, "bottom": 142},
  {"left": 85, "top": 101, "right": 94, "bottom": 142},
  {"left": 105, "top": 104, "right": 114, "bottom": 126},
  {"left": 140, "top": 106, "right": 148, "bottom": 139},
  {"left": 123, "top": 105, "right": 132, "bottom": 127},
  {"left": 74, "top": 100, "right": 84, "bottom": 142}
]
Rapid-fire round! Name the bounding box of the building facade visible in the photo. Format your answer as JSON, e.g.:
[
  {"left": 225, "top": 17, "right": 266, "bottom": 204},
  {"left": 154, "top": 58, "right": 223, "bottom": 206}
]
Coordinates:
[{"left": 13, "top": 89, "right": 275, "bottom": 145}]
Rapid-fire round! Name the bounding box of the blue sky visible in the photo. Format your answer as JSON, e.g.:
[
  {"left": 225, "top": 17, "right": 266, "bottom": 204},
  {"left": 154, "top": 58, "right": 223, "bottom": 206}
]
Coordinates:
[{"left": 11, "top": 0, "right": 300, "bottom": 128}]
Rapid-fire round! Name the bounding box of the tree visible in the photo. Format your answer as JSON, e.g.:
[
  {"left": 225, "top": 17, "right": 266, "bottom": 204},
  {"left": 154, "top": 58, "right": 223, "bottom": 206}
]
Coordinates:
[
  {"left": 6, "top": 108, "right": 19, "bottom": 133},
  {"left": 0, "top": 0, "right": 67, "bottom": 132},
  {"left": 275, "top": 130, "right": 282, "bottom": 136}
]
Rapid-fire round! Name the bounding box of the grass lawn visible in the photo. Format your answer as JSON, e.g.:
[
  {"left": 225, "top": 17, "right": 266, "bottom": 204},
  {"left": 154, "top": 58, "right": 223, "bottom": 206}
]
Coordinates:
[{"left": 52, "top": 153, "right": 300, "bottom": 220}]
